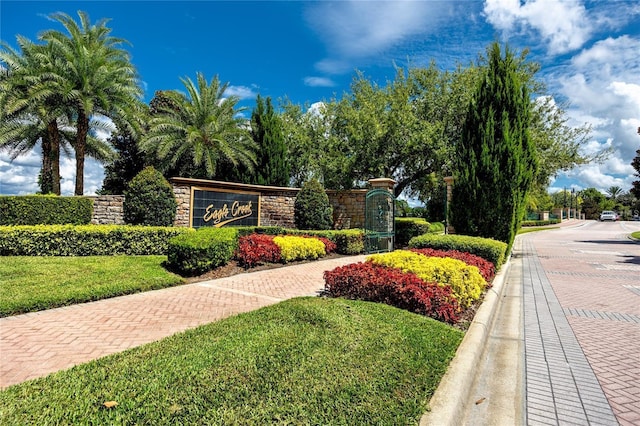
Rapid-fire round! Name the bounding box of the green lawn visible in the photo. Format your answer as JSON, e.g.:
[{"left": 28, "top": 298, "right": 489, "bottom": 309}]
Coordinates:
[
  {"left": 0, "top": 297, "right": 463, "bottom": 425},
  {"left": 632, "top": 231, "right": 640, "bottom": 240},
  {"left": 517, "top": 226, "right": 560, "bottom": 235},
  {"left": 0, "top": 256, "right": 183, "bottom": 317}
]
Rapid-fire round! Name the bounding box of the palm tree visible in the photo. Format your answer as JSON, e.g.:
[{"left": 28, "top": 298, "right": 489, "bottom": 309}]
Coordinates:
[
  {"left": 0, "top": 38, "right": 67, "bottom": 194},
  {"left": 606, "top": 186, "right": 622, "bottom": 201},
  {"left": 39, "top": 11, "right": 142, "bottom": 195},
  {"left": 1, "top": 36, "right": 117, "bottom": 194},
  {"left": 141, "top": 72, "right": 256, "bottom": 179}
]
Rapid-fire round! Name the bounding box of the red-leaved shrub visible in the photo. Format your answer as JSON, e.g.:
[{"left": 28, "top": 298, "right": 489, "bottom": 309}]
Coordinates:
[
  {"left": 410, "top": 248, "right": 495, "bottom": 284},
  {"left": 323, "top": 262, "right": 459, "bottom": 324},
  {"left": 235, "top": 234, "right": 281, "bottom": 267},
  {"left": 315, "top": 236, "right": 337, "bottom": 254}
]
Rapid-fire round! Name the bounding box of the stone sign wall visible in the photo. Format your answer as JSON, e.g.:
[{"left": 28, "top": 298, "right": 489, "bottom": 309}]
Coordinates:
[{"left": 89, "top": 178, "right": 378, "bottom": 229}]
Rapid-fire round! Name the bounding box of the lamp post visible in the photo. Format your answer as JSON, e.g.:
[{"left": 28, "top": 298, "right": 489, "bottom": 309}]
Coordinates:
[{"left": 571, "top": 188, "right": 575, "bottom": 219}]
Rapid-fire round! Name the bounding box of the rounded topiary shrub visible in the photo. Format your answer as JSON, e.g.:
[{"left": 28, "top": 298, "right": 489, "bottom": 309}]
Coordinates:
[
  {"left": 294, "top": 178, "right": 333, "bottom": 230},
  {"left": 124, "top": 166, "right": 177, "bottom": 226}
]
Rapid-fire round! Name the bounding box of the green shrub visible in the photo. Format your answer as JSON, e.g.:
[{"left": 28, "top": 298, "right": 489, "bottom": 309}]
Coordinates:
[
  {"left": 0, "top": 195, "right": 93, "bottom": 225},
  {"left": 124, "top": 166, "right": 177, "bottom": 226},
  {"left": 0, "top": 225, "right": 191, "bottom": 256},
  {"left": 368, "top": 250, "right": 487, "bottom": 309},
  {"left": 394, "top": 218, "right": 431, "bottom": 247},
  {"left": 167, "top": 227, "right": 239, "bottom": 276},
  {"left": 294, "top": 178, "right": 333, "bottom": 230},
  {"left": 428, "top": 222, "right": 445, "bottom": 233},
  {"left": 408, "top": 233, "right": 508, "bottom": 269}
]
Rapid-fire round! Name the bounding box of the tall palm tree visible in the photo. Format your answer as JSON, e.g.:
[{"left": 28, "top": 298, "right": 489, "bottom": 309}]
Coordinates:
[
  {"left": 0, "top": 38, "right": 67, "bottom": 194},
  {"left": 141, "top": 72, "right": 256, "bottom": 178},
  {"left": 1, "top": 36, "right": 116, "bottom": 194},
  {"left": 39, "top": 11, "right": 142, "bottom": 195}
]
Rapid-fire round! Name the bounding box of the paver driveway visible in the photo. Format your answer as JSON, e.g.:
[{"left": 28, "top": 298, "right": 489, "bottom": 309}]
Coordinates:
[{"left": 524, "top": 220, "right": 640, "bottom": 426}]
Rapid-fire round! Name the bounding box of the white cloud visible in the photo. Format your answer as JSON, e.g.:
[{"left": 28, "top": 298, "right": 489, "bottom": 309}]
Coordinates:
[
  {"left": 546, "top": 35, "right": 640, "bottom": 193},
  {"left": 484, "top": 0, "right": 592, "bottom": 54},
  {"left": 303, "top": 76, "right": 336, "bottom": 88},
  {"left": 225, "top": 85, "right": 257, "bottom": 100},
  {"left": 305, "top": 1, "right": 447, "bottom": 74}
]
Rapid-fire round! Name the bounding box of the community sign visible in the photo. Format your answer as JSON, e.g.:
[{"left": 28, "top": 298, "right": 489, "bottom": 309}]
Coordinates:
[{"left": 191, "top": 187, "right": 260, "bottom": 228}]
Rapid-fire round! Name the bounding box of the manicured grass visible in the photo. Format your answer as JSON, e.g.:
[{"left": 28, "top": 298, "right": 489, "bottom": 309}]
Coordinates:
[
  {"left": 0, "top": 256, "right": 183, "bottom": 317},
  {"left": 517, "top": 226, "right": 560, "bottom": 235},
  {"left": 0, "top": 297, "right": 463, "bottom": 424},
  {"left": 632, "top": 231, "right": 640, "bottom": 240}
]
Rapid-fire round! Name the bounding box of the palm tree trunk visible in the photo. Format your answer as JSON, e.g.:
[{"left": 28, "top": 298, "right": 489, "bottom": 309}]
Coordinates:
[
  {"left": 47, "top": 120, "right": 61, "bottom": 195},
  {"left": 75, "top": 111, "right": 88, "bottom": 196},
  {"left": 40, "top": 132, "right": 53, "bottom": 194}
]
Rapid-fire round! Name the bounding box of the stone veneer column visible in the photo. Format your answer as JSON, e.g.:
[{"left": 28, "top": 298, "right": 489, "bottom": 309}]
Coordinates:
[{"left": 172, "top": 185, "right": 191, "bottom": 227}]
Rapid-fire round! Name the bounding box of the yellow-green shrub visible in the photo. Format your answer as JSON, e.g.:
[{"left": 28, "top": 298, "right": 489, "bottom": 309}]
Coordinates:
[
  {"left": 273, "top": 235, "right": 326, "bottom": 262},
  {"left": 367, "top": 250, "right": 486, "bottom": 309}
]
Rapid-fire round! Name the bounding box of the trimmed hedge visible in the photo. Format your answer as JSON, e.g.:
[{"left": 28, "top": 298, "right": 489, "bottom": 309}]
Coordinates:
[
  {"left": 0, "top": 195, "right": 93, "bottom": 225},
  {"left": 428, "top": 222, "right": 445, "bottom": 233},
  {"left": 323, "top": 262, "right": 459, "bottom": 324},
  {"left": 167, "top": 227, "right": 239, "bottom": 276},
  {"left": 521, "top": 219, "right": 561, "bottom": 227},
  {"left": 394, "top": 218, "right": 431, "bottom": 247},
  {"left": 368, "top": 250, "right": 486, "bottom": 309},
  {"left": 408, "top": 233, "right": 508, "bottom": 269},
  {"left": 0, "top": 225, "right": 191, "bottom": 256}
]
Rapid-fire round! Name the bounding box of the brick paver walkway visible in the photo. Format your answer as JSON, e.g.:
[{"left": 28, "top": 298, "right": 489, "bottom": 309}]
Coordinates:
[
  {"left": 0, "top": 255, "right": 367, "bottom": 389},
  {"left": 523, "top": 220, "right": 640, "bottom": 426}
]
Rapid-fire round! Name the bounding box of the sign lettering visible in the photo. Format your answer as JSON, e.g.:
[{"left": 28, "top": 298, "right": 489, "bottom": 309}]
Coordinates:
[{"left": 192, "top": 189, "right": 259, "bottom": 228}]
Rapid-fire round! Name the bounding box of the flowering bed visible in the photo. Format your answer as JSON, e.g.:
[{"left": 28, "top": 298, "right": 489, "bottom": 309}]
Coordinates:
[
  {"left": 235, "top": 233, "right": 337, "bottom": 268},
  {"left": 324, "top": 248, "right": 495, "bottom": 325}
]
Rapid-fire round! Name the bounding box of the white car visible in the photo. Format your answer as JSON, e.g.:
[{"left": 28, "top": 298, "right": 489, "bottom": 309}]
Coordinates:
[{"left": 599, "top": 210, "right": 618, "bottom": 221}]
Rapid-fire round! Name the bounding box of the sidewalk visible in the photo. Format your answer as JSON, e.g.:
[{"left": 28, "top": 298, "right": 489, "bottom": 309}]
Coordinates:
[{"left": 0, "top": 255, "right": 367, "bottom": 388}]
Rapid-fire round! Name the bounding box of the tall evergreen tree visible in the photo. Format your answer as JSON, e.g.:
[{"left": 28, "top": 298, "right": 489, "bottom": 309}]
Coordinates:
[
  {"left": 251, "top": 95, "right": 290, "bottom": 186},
  {"left": 99, "top": 131, "right": 147, "bottom": 194},
  {"left": 631, "top": 147, "right": 640, "bottom": 199},
  {"left": 450, "top": 42, "right": 537, "bottom": 253}
]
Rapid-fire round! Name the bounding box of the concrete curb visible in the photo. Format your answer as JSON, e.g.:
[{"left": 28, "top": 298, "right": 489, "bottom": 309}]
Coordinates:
[{"left": 419, "top": 253, "right": 512, "bottom": 426}]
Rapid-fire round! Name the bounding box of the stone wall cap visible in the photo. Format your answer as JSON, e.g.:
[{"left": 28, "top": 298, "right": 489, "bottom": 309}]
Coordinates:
[{"left": 170, "top": 177, "right": 302, "bottom": 193}]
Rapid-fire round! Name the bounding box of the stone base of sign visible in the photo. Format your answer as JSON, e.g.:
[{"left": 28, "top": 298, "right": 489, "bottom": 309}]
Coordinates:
[{"left": 88, "top": 195, "right": 125, "bottom": 225}]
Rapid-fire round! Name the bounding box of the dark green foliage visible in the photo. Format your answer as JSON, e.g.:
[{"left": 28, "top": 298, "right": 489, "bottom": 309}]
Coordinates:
[
  {"left": 124, "top": 166, "right": 177, "bottom": 226},
  {"left": 0, "top": 195, "right": 92, "bottom": 225},
  {"left": 167, "top": 227, "right": 239, "bottom": 276},
  {"left": 294, "top": 179, "right": 333, "bottom": 230},
  {"left": 631, "top": 148, "right": 640, "bottom": 199},
  {"left": 579, "top": 187, "right": 606, "bottom": 220},
  {"left": 251, "top": 95, "right": 290, "bottom": 186},
  {"left": 99, "top": 131, "right": 147, "bottom": 195},
  {"left": 451, "top": 42, "right": 537, "bottom": 254},
  {"left": 394, "top": 217, "right": 431, "bottom": 247},
  {"left": 0, "top": 225, "right": 190, "bottom": 256},
  {"left": 408, "top": 233, "right": 507, "bottom": 269}
]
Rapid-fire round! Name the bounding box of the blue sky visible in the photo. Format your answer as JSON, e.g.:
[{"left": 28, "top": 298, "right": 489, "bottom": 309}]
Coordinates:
[{"left": 1, "top": 0, "right": 639, "bottom": 199}]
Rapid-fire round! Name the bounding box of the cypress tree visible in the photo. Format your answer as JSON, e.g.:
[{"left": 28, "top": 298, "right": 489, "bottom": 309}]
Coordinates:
[
  {"left": 251, "top": 95, "right": 290, "bottom": 186},
  {"left": 451, "top": 42, "right": 537, "bottom": 253}
]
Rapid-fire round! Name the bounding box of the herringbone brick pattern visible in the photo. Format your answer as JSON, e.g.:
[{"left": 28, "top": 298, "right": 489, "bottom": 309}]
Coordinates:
[{"left": 0, "top": 255, "right": 367, "bottom": 389}]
